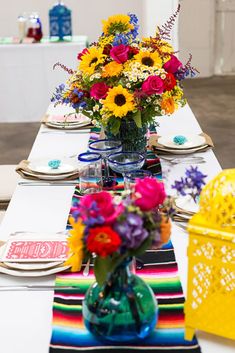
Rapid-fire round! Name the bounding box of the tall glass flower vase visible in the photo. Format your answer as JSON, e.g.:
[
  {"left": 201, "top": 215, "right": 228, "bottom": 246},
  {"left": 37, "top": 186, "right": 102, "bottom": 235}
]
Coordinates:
[
  {"left": 82, "top": 260, "right": 158, "bottom": 343},
  {"left": 105, "top": 119, "right": 148, "bottom": 153}
]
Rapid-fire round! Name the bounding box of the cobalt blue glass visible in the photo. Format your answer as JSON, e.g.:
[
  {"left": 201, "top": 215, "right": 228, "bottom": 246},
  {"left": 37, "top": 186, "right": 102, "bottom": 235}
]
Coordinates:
[{"left": 82, "top": 259, "right": 158, "bottom": 343}]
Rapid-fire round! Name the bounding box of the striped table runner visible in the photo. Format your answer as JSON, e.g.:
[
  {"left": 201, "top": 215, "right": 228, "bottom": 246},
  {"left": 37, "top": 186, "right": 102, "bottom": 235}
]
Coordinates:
[{"left": 49, "top": 127, "right": 201, "bottom": 352}]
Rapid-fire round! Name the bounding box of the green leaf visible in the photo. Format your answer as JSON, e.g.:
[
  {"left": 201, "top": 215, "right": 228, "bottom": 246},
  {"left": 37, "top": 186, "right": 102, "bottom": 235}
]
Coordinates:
[
  {"left": 129, "top": 237, "right": 153, "bottom": 257},
  {"left": 109, "top": 117, "right": 121, "bottom": 135},
  {"left": 94, "top": 256, "right": 112, "bottom": 286},
  {"left": 132, "top": 110, "right": 142, "bottom": 128}
]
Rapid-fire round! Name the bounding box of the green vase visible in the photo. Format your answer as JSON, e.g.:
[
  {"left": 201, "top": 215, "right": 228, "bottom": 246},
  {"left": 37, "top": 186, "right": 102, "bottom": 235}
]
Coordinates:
[
  {"left": 82, "top": 260, "right": 158, "bottom": 343},
  {"left": 105, "top": 119, "right": 148, "bottom": 153}
]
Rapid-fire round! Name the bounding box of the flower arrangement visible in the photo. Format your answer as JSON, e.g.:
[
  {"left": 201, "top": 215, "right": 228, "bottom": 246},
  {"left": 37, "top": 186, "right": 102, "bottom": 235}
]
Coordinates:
[
  {"left": 65, "top": 177, "right": 173, "bottom": 285},
  {"left": 52, "top": 12, "right": 197, "bottom": 135}
]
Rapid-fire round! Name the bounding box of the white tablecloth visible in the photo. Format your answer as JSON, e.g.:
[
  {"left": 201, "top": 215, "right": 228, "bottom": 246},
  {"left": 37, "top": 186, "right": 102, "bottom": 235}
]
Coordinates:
[
  {"left": 0, "top": 37, "right": 87, "bottom": 122},
  {"left": 0, "top": 104, "right": 234, "bottom": 353}
]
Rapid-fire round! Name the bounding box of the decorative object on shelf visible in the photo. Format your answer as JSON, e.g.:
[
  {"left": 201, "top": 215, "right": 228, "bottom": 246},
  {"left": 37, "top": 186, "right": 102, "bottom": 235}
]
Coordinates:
[
  {"left": 173, "top": 135, "right": 188, "bottom": 145},
  {"left": 17, "top": 14, "right": 27, "bottom": 43},
  {"left": 27, "top": 12, "right": 43, "bottom": 42},
  {"left": 185, "top": 169, "right": 235, "bottom": 341},
  {"left": 52, "top": 9, "right": 198, "bottom": 152},
  {"left": 49, "top": 1, "right": 72, "bottom": 40},
  {"left": 65, "top": 177, "right": 174, "bottom": 342}
]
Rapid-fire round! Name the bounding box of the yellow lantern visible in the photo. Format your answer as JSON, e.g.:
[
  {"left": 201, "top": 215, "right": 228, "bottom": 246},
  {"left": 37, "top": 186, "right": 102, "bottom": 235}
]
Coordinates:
[{"left": 185, "top": 169, "right": 235, "bottom": 340}]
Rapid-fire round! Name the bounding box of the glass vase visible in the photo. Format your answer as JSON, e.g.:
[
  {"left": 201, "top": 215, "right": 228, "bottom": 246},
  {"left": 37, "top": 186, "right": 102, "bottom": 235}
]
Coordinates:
[
  {"left": 82, "top": 259, "right": 158, "bottom": 343},
  {"left": 105, "top": 119, "right": 148, "bottom": 153}
]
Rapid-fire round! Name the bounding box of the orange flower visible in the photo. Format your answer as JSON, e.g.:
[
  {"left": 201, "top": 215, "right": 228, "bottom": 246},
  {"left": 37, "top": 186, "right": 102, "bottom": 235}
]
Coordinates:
[
  {"left": 161, "top": 97, "right": 175, "bottom": 114},
  {"left": 160, "top": 217, "right": 171, "bottom": 245},
  {"left": 87, "top": 226, "right": 121, "bottom": 257},
  {"left": 102, "top": 61, "right": 123, "bottom": 77}
]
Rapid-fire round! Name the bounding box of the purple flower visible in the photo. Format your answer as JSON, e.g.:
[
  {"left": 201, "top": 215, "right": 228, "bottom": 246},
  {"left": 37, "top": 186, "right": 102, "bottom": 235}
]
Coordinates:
[
  {"left": 172, "top": 166, "right": 207, "bottom": 202},
  {"left": 114, "top": 213, "right": 148, "bottom": 250}
]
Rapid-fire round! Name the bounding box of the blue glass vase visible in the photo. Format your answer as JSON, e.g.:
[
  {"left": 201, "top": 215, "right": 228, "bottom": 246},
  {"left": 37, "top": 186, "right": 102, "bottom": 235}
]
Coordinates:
[{"left": 82, "top": 260, "right": 158, "bottom": 343}]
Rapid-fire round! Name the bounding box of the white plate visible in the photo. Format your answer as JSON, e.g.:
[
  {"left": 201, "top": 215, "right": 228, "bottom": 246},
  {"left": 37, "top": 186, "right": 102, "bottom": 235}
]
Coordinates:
[
  {"left": 28, "top": 158, "right": 77, "bottom": 175},
  {"left": 158, "top": 134, "right": 206, "bottom": 149},
  {"left": 47, "top": 113, "right": 90, "bottom": 124},
  {"left": 175, "top": 196, "right": 199, "bottom": 214},
  {"left": 45, "top": 120, "right": 91, "bottom": 130},
  {"left": 156, "top": 144, "right": 207, "bottom": 155},
  {"left": 3, "top": 261, "right": 63, "bottom": 270},
  {"left": 0, "top": 264, "right": 70, "bottom": 277}
]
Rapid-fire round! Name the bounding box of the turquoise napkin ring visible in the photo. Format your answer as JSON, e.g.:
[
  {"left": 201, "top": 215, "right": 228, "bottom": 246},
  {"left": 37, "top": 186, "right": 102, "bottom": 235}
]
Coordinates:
[
  {"left": 173, "top": 135, "right": 188, "bottom": 145},
  {"left": 48, "top": 159, "right": 61, "bottom": 169}
]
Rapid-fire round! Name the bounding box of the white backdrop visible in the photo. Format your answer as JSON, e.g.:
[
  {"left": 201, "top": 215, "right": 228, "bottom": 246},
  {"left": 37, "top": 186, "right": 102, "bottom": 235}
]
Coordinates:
[{"left": 0, "top": 1, "right": 179, "bottom": 122}]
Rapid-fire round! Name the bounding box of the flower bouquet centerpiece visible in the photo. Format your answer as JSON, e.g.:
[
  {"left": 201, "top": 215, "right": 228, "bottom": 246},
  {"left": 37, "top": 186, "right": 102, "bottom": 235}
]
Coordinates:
[
  {"left": 52, "top": 11, "right": 197, "bottom": 152},
  {"left": 65, "top": 177, "right": 174, "bottom": 343}
]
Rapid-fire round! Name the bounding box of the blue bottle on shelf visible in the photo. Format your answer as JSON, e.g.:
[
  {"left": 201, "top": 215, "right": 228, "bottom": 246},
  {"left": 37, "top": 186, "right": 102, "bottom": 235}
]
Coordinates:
[{"left": 49, "top": 1, "right": 72, "bottom": 40}]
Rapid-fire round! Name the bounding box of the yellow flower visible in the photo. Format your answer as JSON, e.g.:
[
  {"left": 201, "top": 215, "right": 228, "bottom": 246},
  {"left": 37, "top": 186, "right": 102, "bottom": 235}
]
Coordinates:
[
  {"left": 134, "top": 50, "right": 162, "bottom": 68},
  {"left": 79, "top": 47, "right": 106, "bottom": 76},
  {"left": 173, "top": 86, "right": 184, "bottom": 100},
  {"left": 64, "top": 217, "right": 85, "bottom": 272},
  {"left": 102, "top": 85, "right": 135, "bottom": 118},
  {"left": 158, "top": 40, "right": 173, "bottom": 55},
  {"left": 98, "top": 35, "right": 114, "bottom": 48},
  {"left": 161, "top": 97, "right": 176, "bottom": 115},
  {"left": 102, "top": 14, "right": 133, "bottom": 35},
  {"left": 102, "top": 61, "right": 123, "bottom": 77}
]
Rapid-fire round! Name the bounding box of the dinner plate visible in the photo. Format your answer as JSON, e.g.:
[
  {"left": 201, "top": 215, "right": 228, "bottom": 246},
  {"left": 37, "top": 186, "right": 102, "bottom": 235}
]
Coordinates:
[
  {"left": 175, "top": 196, "right": 199, "bottom": 214},
  {"left": 28, "top": 158, "right": 78, "bottom": 175},
  {"left": 3, "top": 261, "right": 63, "bottom": 270},
  {"left": 155, "top": 144, "right": 208, "bottom": 155},
  {"left": 0, "top": 263, "right": 70, "bottom": 277},
  {"left": 45, "top": 119, "right": 91, "bottom": 130},
  {"left": 47, "top": 113, "right": 90, "bottom": 124},
  {"left": 158, "top": 134, "right": 206, "bottom": 149}
]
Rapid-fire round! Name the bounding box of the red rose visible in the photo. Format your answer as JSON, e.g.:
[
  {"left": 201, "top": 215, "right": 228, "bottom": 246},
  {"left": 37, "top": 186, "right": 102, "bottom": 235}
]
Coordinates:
[
  {"left": 128, "top": 46, "right": 139, "bottom": 56},
  {"left": 164, "top": 73, "right": 177, "bottom": 91},
  {"left": 77, "top": 48, "right": 89, "bottom": 60},
  {"left": 90, "top": 82, "right": 109, "bottom": 100},
  {"left": 141, "top": 76, "right": 164, "bottom": 95},
  {"left": 163, "top": 55, "right": 182, "bottom": 74},
  {"left": 110, "top": 44, "right": 129, "bottom": 64}
]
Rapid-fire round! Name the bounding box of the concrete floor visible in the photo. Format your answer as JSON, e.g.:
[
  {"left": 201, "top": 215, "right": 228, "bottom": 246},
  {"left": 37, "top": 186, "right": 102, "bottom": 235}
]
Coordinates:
[{"left": 0, "top": 76, "right": 234, "bottom": 168}]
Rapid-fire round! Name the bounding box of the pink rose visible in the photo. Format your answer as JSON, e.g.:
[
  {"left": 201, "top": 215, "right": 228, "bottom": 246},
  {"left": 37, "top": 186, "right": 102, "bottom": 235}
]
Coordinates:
[
  {"left": 79, "top": 191, "right": 124, "bottom": 224},
  {"left": 163, "top": 55, "right": 182, "bottom": 74},
  {"left": 110, "top": 44, "right": 129, "bottom": 64},
  {"left": 141, "top": 76, "right": 164, "bottom": 95},
  {"left": 90, "top": 82, "right": 109, "bottom": 100},
  {"left": 134, "top": 177, "right": 166, "bottom": 211}
]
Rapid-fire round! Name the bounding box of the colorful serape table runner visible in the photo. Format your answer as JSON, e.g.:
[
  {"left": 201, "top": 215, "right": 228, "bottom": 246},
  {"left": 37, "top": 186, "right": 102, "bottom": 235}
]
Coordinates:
[{"left": 49, "top": 127, "right": 201, "bottom": 353}]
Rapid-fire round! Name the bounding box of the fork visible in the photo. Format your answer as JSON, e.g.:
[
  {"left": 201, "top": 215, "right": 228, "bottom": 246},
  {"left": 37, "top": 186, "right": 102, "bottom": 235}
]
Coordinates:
[{"left": 160, "top": 156, "right": 205, "bottom": 165}]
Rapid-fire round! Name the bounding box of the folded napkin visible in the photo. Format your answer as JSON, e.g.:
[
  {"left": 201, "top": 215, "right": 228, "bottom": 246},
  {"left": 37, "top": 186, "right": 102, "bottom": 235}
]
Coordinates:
[
  {"left": 16, "top": 160, "right": 80, "bottom": 181},
  {"left": 149, "top": 132, "right": 214, "bottom": 155},
  {"left": 41, "top": 113, "right": 94, "bottom": 130}
]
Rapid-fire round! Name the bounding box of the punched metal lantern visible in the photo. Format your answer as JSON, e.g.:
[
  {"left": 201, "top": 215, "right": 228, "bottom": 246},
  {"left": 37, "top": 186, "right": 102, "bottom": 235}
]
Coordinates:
[
  {"left": 49, "top": 1, "right": 72, "bottom": 40},
  {"left": 185, "top": 169, "right": 235, "bottom": 341}
]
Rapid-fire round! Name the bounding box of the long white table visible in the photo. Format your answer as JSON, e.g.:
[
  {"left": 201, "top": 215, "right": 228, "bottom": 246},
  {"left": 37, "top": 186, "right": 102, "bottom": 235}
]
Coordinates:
[{"left": 0, "top": 104, "right": 234, "bottom": 353}]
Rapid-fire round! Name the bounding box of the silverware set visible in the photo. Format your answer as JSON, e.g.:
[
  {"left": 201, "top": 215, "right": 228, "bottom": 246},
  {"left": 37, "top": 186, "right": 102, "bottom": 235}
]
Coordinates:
[{"left": 160, "top": 156, "right": 205, "bottom": 164}]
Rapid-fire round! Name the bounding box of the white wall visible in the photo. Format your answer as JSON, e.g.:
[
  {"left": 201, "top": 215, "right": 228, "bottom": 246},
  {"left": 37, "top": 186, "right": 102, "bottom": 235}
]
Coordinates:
[
  {"left": 178, "top": 0, "right": 215, "bottom": 77},
  {"left": 0, "top": 0, "right": 143, "bottom": 41}
]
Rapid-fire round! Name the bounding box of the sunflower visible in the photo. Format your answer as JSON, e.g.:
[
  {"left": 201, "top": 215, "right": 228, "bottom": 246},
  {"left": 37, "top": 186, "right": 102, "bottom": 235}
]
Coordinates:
[
  {"left": 79, "top": 47, "right": 106, "bottom": 76},
  {"left": 64, "top": 217, "right": 85, "bottom": 272},
  {"left": 102, "top": 14, "right": 134, "bottom": 35},
  {"left": 134, "top": 50, "right": 162, "bottom": 68},
  {"left": 102, "top": 85, "right": 135, "bottom": 117},
  {"left": 102, "top": 61, "right": 123, "bottom": 77}
]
